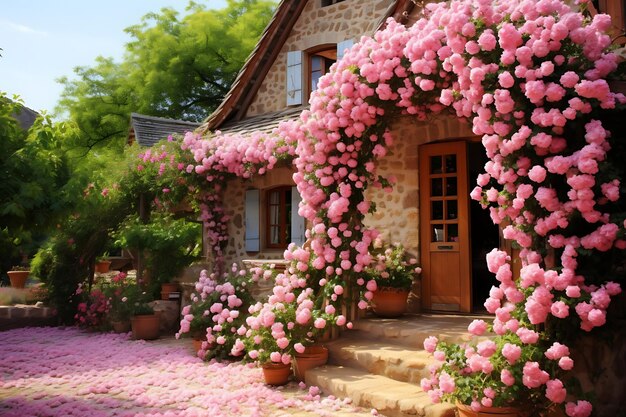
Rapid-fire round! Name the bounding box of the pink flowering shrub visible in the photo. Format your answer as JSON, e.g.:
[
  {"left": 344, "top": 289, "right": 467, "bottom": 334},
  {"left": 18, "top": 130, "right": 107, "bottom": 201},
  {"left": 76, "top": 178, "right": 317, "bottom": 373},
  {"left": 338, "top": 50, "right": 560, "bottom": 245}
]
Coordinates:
[
  {"left": 74, "top": 289, "right": 109, "bottom": 329},
  {"left": 366, "top": 239, "right": 421, "bottom": 290},
  {"left": 131, "top": 0, "right": 626, "bottom": 413},
  {"left": 240, "top": 254, "right": 345, "bottom": 365},
  {"left": 176, "top": 265, "right": 259, "bottom": 360},
  {"left": 74, "top": 284, "right": 111, "bottom": 329},
  {"left": 100, "top": 272, "right": 137, "bottom": 322}
]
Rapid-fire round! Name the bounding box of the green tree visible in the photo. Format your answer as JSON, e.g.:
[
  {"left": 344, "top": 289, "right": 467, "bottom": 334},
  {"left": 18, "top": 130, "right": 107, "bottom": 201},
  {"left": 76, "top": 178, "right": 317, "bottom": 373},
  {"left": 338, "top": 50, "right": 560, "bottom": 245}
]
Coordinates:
[
  {"left": 0, "top": 95, "right": 73, "bottom": 277},
  {"left": 56, "top": 0, "right": 276, "bottom": 152}
]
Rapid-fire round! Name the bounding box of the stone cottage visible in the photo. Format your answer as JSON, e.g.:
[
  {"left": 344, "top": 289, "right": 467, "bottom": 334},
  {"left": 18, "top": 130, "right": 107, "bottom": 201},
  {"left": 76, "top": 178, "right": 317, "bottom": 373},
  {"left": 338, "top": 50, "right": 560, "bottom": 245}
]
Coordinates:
[
  {"left": 200, "top": 0, "right": 626, "bottom": 315},
  {"left": 193, "top": 1, "right": 626, "bottom": 415},
  {"left": 200, "top": 0, "right": 504, "bottom": 314}
]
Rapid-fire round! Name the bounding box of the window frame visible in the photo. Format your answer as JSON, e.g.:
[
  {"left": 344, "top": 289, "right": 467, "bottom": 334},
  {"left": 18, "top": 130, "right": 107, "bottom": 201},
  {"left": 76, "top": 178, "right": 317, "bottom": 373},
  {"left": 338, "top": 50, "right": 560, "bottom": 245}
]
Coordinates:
[
  {"left": 265, "top": 186, "right": 293, "bottom": 249},
  {"left": 307, "top": 46, "right": 337, "bottom": 97}
]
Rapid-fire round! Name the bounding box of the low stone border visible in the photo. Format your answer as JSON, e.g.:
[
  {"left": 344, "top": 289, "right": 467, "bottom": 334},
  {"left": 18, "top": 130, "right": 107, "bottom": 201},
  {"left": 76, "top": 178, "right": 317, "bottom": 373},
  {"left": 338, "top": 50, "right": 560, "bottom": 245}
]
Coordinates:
[{"left": 0, "top": 303, "right": 56, "bottom": 331}]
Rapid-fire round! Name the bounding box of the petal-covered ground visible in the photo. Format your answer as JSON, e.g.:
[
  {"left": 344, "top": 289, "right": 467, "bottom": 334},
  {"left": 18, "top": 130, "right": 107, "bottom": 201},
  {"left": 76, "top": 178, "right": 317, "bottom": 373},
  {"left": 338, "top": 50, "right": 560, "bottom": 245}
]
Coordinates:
[{"left": 0, "top": 327, "right": 375, "bottom": 417}]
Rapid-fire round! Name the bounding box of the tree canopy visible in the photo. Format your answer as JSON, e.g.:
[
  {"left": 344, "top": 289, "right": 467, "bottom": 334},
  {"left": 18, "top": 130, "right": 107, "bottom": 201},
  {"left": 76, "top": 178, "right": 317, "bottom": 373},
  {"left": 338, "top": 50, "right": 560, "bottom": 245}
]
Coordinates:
[
  {"left": 0, "top": 97, "right": 72, "bottom": 272},
  {"left": 56, "top": 0, "right": 276, "bottom": 152}
]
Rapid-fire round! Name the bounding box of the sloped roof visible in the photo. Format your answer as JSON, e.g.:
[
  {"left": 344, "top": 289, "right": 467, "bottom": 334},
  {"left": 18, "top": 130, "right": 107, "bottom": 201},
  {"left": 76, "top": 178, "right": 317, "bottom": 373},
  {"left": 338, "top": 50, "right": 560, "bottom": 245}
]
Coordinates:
[
  {"left": 199, "top": 0, "right": 307, "bottom": 133},
  {"left": 129, "top": 113, "right": 200, "bottom": 147},
  {"left": 217, "top": 106, "right": 305, "bottom": 135},
  {"left": 14, "top": 105, "right": 39, "bottom": 131},
  {"left": 200, "top": 0, "right": 413, "bottom": 134}
]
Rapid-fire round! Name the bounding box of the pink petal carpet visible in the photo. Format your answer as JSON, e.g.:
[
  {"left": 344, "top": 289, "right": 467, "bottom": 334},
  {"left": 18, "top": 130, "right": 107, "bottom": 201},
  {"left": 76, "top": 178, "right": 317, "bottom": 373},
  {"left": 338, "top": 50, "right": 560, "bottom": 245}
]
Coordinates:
[{"left": 0, "top": 327, "right": 375, "bottom": 417}]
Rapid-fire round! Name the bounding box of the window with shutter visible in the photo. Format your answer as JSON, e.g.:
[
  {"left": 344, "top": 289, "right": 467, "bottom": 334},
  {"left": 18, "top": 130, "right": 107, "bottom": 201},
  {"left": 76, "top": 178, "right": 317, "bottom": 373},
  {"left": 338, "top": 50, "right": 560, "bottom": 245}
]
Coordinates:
[
  {"left": 309, "top": 48, "right": 336, "bottom": 94},
  {"left": 245, "top": 189, "right": 260, "bottom": 252},
  {"left": 266, "top": 186, "right": 292, "bottom": 249},
  {"left": 286, "top": 51, "right": 303, "bottom": 106}
]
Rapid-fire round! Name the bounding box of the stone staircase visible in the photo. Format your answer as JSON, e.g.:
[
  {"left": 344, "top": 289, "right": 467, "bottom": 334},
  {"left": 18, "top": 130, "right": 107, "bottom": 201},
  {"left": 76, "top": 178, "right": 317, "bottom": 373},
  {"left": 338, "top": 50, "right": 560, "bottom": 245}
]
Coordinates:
[{"left": 307, "top": 313, "right": 486, "bottom": 417}]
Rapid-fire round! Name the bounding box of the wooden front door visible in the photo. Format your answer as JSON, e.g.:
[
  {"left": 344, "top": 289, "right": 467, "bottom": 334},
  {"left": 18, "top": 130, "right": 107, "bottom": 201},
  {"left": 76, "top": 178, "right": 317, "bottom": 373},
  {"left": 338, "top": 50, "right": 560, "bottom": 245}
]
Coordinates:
[{"left": 419, "top": 141, "right": 471, "bottom": 312}]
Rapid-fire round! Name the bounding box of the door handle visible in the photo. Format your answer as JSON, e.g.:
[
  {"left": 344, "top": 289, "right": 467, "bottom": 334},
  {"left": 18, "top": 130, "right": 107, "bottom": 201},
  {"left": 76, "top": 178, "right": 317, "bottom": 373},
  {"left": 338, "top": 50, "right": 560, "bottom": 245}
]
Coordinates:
[{"left": 437, "top": 245, "right": 453, "bottom": 250}]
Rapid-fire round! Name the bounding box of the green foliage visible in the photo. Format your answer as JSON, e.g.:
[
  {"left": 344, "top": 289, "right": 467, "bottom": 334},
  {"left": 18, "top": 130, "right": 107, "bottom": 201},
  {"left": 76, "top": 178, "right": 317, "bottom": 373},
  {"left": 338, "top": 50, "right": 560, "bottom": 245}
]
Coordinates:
[
  {"left": 56, "top": 0, "right": 276, "bottom": 153},
  {"left": 0, "top": 94, "right": 74, "bottom": 283},
  {"left": 113, "top": 212, "right": 201, "bottom": 298},
  {"left": 100, "top": 272, "right": 137, "bottom": 322}
]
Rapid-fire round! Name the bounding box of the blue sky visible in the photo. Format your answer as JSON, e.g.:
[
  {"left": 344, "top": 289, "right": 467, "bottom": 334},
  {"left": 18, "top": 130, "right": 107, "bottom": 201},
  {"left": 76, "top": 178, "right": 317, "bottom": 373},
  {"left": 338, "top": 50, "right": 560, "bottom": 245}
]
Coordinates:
[{"left": 0, "top": 0, "right": 228, "bottom": 115}]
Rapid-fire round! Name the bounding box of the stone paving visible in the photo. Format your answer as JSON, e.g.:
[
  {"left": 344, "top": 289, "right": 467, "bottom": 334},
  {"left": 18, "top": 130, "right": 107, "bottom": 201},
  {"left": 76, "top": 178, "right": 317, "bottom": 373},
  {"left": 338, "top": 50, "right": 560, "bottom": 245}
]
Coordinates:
[{"left": 0, "top": 327, "right": 381, "bottom": 417}]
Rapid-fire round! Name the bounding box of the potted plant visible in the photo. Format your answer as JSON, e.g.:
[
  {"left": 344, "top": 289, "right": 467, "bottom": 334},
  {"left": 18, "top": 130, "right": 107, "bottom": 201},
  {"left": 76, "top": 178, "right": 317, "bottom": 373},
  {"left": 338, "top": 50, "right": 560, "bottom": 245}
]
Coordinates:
[
  {"left": 241, "top": 275, "right": 337, "bottom": 384},
  {"left": 367, "top": 241, "right": 421, "bottom": 317},
  {"left": 420, "top": 318, "right": 583, "bottom": 417},
  {"left": 129, "top": 290, "right": 160, "bottom": 340},
  {"left": 177, "top": 266, "right": 257, "bottom": 360},
  {"left": 243, "top": 312, "right": 294, "bottom": 386},
  {"left": 95, "top": 253, "right": 112, "bottom": 274},
  {"left": 103, "top": 272, "right": 134, "bottom": 333},
  {"left": 7, "top": 265, "right": 30, "bottom": 288}
]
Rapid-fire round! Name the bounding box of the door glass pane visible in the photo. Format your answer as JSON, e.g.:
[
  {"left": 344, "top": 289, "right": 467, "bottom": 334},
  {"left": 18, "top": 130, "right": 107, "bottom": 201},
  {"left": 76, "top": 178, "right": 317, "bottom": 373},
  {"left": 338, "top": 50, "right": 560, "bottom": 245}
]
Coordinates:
[
  {"left": 444, "top": 154, "right": 457, "bottom": 173},
  {"left": 445, "top": 177, "right": 457, "bottom": 196},
  {"left": 446, "top": 200, "right": 458, "bottom": 220},
  {"left": 431, "top": 201, "right": 444, "bottom": 220},
  {"left": 432, "top": 226, "right": 444, "bottom": 242},
  {"left": 431, "top": 178, "right": 443, "bottom": 197},
  {"left": 447, "top": 224, "right": 458, "bottom": 242},
  {"left": 430, "top": 156, "right": 442, "bottom": 174}
]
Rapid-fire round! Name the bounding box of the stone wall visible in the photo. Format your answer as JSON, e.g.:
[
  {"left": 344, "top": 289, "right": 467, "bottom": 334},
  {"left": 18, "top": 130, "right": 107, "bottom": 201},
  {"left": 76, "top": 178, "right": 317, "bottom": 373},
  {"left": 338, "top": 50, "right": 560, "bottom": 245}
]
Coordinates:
[{"left": 246, "top": 0, "right": 390, "bottom": 117}]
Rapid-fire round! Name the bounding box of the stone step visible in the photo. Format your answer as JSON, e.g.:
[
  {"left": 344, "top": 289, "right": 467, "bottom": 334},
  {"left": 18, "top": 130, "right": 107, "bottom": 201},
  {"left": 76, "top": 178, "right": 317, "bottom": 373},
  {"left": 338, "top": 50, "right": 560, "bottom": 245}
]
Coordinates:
[
  {"left": 326, "top": 334, "right": 434, "bottom": 384},
  {"left": 354, "top": 313, "right": 487, "bottom": 349},
  {"left": 307, "top": 365, "right": 455, "bottom": 417}
]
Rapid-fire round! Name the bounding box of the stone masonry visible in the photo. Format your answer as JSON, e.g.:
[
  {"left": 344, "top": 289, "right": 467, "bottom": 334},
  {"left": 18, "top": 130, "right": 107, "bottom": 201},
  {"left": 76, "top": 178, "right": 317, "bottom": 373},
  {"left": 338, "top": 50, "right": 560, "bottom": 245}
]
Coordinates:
[{"left": 246, "top": 0, "right": 390, "bottom": 117}]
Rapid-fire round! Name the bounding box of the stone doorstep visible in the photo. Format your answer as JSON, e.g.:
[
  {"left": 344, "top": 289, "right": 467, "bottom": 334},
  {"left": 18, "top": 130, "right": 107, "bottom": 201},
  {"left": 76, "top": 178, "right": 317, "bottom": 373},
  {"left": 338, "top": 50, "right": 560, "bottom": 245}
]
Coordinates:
[
  {"left": 326, "top": 335, "right": 434, "bottom": 384},
  {"left": 354, "top": 313, "right": 491, "bottom": 349},
  {"left": 306, "top": 365, "right": 455, "bottom": 417}
]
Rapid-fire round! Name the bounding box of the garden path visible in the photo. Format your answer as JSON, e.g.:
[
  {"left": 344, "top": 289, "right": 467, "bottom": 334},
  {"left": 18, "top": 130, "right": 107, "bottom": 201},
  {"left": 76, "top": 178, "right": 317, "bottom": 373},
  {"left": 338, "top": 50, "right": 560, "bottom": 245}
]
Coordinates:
[{"left": 0, "top": 327, "right": 379, "bottom": 417}]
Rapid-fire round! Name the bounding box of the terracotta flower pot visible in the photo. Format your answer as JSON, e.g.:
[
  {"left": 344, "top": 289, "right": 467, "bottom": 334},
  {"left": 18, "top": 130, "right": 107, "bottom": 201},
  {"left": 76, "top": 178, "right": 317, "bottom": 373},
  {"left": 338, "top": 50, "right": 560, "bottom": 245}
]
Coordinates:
[
  {"left": 111, "top": 320, "right": 131, "bottom": 333},
  {"left": 261, "top": 362, "right": 291, "bottom": 386},
  {"left": 192, "top": 339, "right": 203, "bottom": 353},
  {"left": 95, "top": 260, "right": 112, "bottom": 273},
  {"left": 456, "top": 402, "right": 521, "bottom": 417},
  {"left": 7, "top": 271, "right": 29, "bottom": 288},
  {"left": 371, "top": 287, "right": 409, "bottom": 317},
  {"left": 293, "top": 345, "right": 329, "bottom": 381},
  {"left": 131, "top": 314, "right": 160, "bottom": 340},
  {"left": 161, "top": 283, "right": 179, "bottom": 300}
]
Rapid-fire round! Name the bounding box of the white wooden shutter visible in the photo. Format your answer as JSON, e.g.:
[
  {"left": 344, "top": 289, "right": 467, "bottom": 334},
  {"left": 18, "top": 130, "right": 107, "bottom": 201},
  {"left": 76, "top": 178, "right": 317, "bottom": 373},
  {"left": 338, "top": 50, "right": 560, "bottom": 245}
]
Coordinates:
[
  {"left": 337, "top": 39, "right": 354, "bottom": 61},
  {"left": 286, "top": 50, "right": 302, "bottom": 106},
  {"left": 290, "top": 186, "right": 306, "bottom": 246},
  {"left": 245, "top": 189, "right": 260, "bottom": 252}
]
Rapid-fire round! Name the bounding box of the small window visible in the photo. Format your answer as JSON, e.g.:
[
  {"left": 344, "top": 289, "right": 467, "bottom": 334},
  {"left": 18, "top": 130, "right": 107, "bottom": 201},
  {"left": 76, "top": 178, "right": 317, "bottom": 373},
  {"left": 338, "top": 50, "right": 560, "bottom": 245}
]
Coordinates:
[
  {"left": 310, "top": 48, "right": 336, "bottom": 93},
  {"left": 266, "top": 186, "right": 293, "bottom": 249},
  {"left": 321, "top": 0, "right": 345, "bottom": 6}
]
